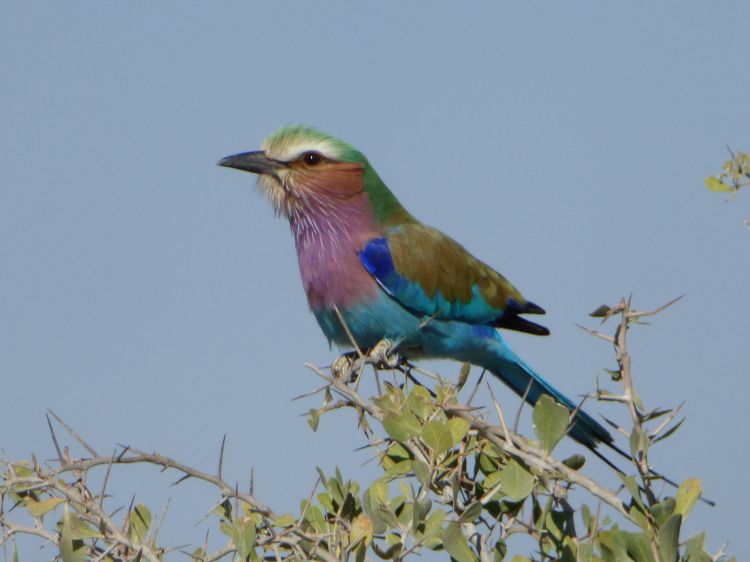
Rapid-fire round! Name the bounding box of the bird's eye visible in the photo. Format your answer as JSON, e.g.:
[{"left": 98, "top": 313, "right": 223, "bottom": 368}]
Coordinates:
[{"left": 302, "top": 152, "right": 322, "bottom": 166}]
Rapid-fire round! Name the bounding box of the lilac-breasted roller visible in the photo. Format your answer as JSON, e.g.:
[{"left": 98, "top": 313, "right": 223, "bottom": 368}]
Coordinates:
[{"left": 219, "top": 125, "right": 616, "bottom": 455}]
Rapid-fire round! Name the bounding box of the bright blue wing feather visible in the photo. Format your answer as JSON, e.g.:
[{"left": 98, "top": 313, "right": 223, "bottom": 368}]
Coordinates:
[{"left": 359, "top": 237, "right": 506, "bottom": 323}]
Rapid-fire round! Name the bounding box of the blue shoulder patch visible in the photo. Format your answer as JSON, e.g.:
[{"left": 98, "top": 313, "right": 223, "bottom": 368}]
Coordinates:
[{"left": 359, "top": 238, "right": 401, "bottom": 299}]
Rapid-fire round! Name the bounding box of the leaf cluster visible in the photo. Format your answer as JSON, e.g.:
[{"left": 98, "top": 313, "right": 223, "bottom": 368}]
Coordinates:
[
  {"left": 1, "top": 299, "right": 734, "bottom": 561},
  {"left": 704, "top": 148, "right": 750, "bottom": 228}
]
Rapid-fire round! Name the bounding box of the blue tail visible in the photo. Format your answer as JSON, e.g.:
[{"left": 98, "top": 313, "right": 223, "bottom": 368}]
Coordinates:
[
  {"left": 427, "top": 327, "right": 715, "bottom": 505},
  {"left": 475, "top": 332, "right": 614, "bottom": 449}
]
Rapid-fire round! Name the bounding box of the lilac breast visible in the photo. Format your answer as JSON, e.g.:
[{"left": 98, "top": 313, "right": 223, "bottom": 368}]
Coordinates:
[{"left": 289, "top": 197, "right": 382, "bottom": 311}]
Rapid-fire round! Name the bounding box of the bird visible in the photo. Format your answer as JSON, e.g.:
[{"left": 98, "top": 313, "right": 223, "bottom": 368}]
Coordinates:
[{"left": 218, "top": 125, "right": 616, "bottom": 456}]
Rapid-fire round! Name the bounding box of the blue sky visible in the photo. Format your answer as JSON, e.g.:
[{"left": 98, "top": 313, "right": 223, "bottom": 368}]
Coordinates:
[{"left": 1, "top": 1, "right": 748, "bottom": 558}]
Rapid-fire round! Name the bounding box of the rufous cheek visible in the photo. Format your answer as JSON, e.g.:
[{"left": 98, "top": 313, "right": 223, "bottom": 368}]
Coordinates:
[{"left": 296, "top": 163, "right": 364, "bottom": 200}]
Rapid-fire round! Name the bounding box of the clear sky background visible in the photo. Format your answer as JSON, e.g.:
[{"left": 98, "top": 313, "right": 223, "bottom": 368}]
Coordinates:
[{"left": 2, "top": 1, "right": 748, "bottom": 559}]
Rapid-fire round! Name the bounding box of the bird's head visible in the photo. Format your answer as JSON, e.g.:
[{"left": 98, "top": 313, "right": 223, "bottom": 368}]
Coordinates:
[{"left": 219, "top": 125, "right": 371, "bottom": 219}]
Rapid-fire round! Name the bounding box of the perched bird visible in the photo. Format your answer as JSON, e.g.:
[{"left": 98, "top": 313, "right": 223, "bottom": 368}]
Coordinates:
[{"left": 219, "top": 125, "right": 614, "bottom": 454}]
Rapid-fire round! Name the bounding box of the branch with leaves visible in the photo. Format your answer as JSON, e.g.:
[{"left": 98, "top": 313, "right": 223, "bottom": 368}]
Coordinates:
[
  {"left": 1, "top": 299, "right": 733, "bottom": 562},
  {"left": 705, "top": 147, "right": 750, "bottom": 229}
]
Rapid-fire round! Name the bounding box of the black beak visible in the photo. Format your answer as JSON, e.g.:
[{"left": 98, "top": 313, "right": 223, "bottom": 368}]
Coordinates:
[{"left": 217, "top": 151, "right": 284, "bottom": 175}]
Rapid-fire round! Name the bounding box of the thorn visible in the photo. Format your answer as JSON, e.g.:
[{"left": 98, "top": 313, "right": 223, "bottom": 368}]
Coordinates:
[
  {"left": 47, "top": 409, "right": 99, "bottom": 457},
  {"left": 466, "top": 369, "right": 486, "bottom": 407},
  {"left": 487, "top": 383, "right": 512, "bottom": 446},
  {"left": 576, "top": 323, "right": 615, "bottom": 343},
  {"left": 291, "top": 384, "right": 330, "bottom": 401},
  {"left": 99, "top": 449, "right": 117, "bottom": 509},
  {"left": 217, "top": 435, "right": 226, "bottom": 480},
  {"left": 513, "top": 378, "right": 533, "bottom": 434},
  {"left": 631, "top": 294, "right": 685, "bottom": 320},
  {"left": 45, "top": 413, "right": 63, "bottom": 465},
  {"left": 171, "top": 473, "right": 191, "bottom": 487},
  {"left": 333, "top": 304, "right": 363, "bottom": 358}
]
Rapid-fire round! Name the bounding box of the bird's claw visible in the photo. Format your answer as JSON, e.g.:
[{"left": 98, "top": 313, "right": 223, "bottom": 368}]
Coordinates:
[
  {"left": 332, "top": 355, "right": 354, "bottom": 380},
  {"left": 331, "top": 340, "right": 401, "bottom": 383},
  {"left": 369, "top": 339, "right": 401, "bottom": 369}
]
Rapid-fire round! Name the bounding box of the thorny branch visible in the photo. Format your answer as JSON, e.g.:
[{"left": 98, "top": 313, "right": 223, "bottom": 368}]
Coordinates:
[{"left": 1, "top": 297, "right": 726, "bottom": 562}]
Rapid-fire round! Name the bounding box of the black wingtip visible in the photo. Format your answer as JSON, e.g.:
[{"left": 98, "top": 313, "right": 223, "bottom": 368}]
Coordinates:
[
  {"left": 494, "top": 315, "right": 550, "bottom": 336},
  {"left": 524, "top": 300, "right": 546, "bottom": 315}
]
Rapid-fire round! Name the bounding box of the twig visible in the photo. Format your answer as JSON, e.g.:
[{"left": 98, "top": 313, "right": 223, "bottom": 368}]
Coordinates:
[{"left": 333, "top": 304, "right": 363, "bottom": 357}]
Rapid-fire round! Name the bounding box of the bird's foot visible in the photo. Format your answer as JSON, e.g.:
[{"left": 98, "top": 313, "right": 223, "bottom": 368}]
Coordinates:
[
  {"left": 331, "top": 340, "right": 402, "bottom": 383},
  {"left": 331, "top": 354, "right": 355, "bottom": 381},
  {"left": 369, "top": 339, "right": 402, "bottom": 369}
]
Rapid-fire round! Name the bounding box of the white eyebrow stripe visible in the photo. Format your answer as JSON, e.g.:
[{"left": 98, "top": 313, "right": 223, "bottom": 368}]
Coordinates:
[{"left": 261, "top": 138, "right": 342, "bottom": 163}]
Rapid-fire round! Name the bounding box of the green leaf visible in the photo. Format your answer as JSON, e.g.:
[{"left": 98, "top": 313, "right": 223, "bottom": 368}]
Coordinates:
[
  {"left": 220, "top": 521, "right": 233, "bottom": 538},
  {"left": 649, "top": 497, "right": 675, "bottom": 527},
  {"left": 629, "top": 505, "right": 651, "bottom": 532},
  {"left": 457, "top": 362, "right": 472, "bottom": 389},
  {"left": 581, "top": 504, "right": 594, "bottom": 533},
  {"left": 307, "top": 408, "right": 320, "bottom": 431},
  {"left": 373, "top": 388, "right": 398, "bottom": 414},
  {"left": 368, "top": 480, "right": 390, "bottom": 508},
  {"left": 598, "top": 529, "right": 626, "bottom": 560},
  {"left": 562, "top": 454, "right": 585, "bottom": 470},
  {"left": 374, "top": 504, "right": 399, "bottom": 531},
  {"left": 642, "top": 407, "right": 673, "bottom": 422},
  {"left": 327, "top": 472, "right": 345, "bottom": 504},
  {"left": 26, "top": 497, "right": 64, "bottom": 518},
  {"left": 657, "top": 514, "right": 681, "bottom": 562},
  {"left": 675, "top": 478, "right": 701, "bottom": 517},
  {"left": 230, "top": 518, "right": 257, "bottom": 561},
  {"left": 558, "top": 540, "right": 577, "bottom": 562},
  {"left": 412, "top": 460, "right": 431, "bottom": 486},
  {"left": 273, "top": 514, "right": 295, "bottom": 527},
  {"left": 623, "top": 531, "right": 655, "bottom": 562},
  {"left": 382, "top": 410, "right": 422, "bottom": 441},
  {"left": 423, "top": 508, "right": 446, "bottom": 538},
  {"left": 532, "top": 395, "right": 569, "bottom": 453},
  {"left": 500, "top": 459, "right": 534, "bottom": 501},
  {"left": 413, "top": 496, "right": 432, "bottom": 531},
  {"left": 129, "top": 504, "right": 152, "bottom": 543},
  {"left": 59, "top": 506, "right": 88, "bottom": 562},
  {"left": 577, "top": 542, "right": 594, "bottom": 562},
  {"left": 482, "top": 470, "right": 503, "bottom": 498},
  {"left": 492, "top": 539, "right": 507, "bottom": 562},
  {"left": 354, "top": 542, "right": 367, "bottom": 562},
  {"left": 386, "top": 459, "right": 412, "bottom": 476},
  {"left": 408, "top": 385, "right": 434, "bottom": 419},
  {"left": 459, "top": 501, "right": 483, "bottom": 523},
  {"left": 684, "top": 532, "right": 712, "bottom": 562},
  {"left": 629, "top": 426, "right": 649, "bottom": 458},
  {"left": 605, "top": 368, "right": 622, "bottom": 381},
  {"left": 589, "top": 305, "right": 611, "bottom": 317},
  {"left": 317, "top": 492, "right": 334, "bottom": 512},
  {"left": 653, "top": 417, "right": 685, "bottom": 443},
  {"left": 214, "top": 498, "right": 232, "bottom": 522},
  {"left": 442, "top": 521, "right": 475, "bottom": 562},
  {"left": 386, "top": 442, "right": 411, "bottom": 462},
  {"left": 617, "top": 473, "right": 646, "bottom": 513},
  {"left": 545, "top": 509, "right": 571, "bottom": 543},
  {"left": 422, "top": 420, "right": 453, "bottom": 454},
  {"left": 302, "top": 504, "right": 327, "bottom": 533},
  {"left": 65, "top": 509, "right": 103, "bottom": 540},
  {"left": 447, "top": 417, "right": 470, "bottom": 446},
  {"left": 704, "top": 176, "right": 734, "bottom": 192}
]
